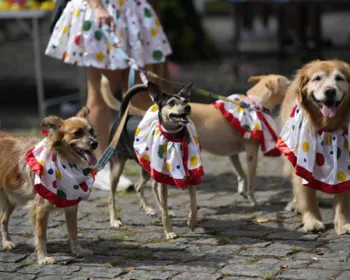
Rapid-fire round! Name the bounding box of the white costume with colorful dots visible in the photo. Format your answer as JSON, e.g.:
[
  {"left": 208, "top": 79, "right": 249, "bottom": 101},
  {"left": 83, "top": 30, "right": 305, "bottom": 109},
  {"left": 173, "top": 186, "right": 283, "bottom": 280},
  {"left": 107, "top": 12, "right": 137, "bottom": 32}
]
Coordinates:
[
  {"left": 212, "top": 94, "right": 280, "bottom": 157},
  {"left": 133, "top": 105, "right": 204, "bottom": 188},
  {"left": 25, "top": 139, "right": 95, "bottom": 208},
  {"left": 45, "top": 0, "right": 172, "bottom": 70},
  {"left": 277, "top": 103, "right": 350, "bottom": 194}
]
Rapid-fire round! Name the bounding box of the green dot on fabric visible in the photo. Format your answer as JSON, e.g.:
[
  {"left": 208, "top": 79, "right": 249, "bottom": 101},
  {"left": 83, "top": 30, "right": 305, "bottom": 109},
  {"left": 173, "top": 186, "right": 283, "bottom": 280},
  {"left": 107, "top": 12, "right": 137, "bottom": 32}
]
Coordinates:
[
  {"left": 94, "top": 30, "right": 102, "bottom": 41},
  {"left": 158, "top": 145, "right": 164, "bottom": 159},
  {"left": 83, "top": 20, "right": 91, "bottom": 31},
  {"left": 73, "top": 185, "right": 79, "bottom": 190},
  {"left": 337, "top": 147, "right": 342, "bottom": 159},
  {"left": 57, "top": 190, "right": 67, "bottom": 199},
  {"left": 243, "top": 125, "right": 251, "bottom": 131},
  {"left": 144, "top": 7, "right": 152, "bottom": 18},
  {"left": 116, "top": 9, "right": 120, "bottom": 19},
  {"left": 152, "top": 50, "right": 163, "bottom": 61}
]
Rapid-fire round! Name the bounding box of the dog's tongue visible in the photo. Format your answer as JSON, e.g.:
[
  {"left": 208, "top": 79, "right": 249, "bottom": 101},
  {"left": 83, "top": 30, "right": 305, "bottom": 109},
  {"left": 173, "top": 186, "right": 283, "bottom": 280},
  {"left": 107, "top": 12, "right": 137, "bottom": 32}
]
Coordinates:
[
  {"left": 84, "top": 152, "right": 97, "bottom": 166},
  {"left": 321, "top": 105, "right": 337, "bottom": 118}
]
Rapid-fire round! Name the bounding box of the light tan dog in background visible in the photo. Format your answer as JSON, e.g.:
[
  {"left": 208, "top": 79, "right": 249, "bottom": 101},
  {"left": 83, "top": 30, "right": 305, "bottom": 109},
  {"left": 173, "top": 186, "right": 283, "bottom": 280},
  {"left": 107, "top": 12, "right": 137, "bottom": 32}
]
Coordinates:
[
  {"left": 280, "top": 60, "right": 350, "bottom": 234},
  {"left": 101, "top": 74, "right": 291, "bottom": 206},
  {"left": 0, "top": 108, "right": 96, "bottom": 264}
]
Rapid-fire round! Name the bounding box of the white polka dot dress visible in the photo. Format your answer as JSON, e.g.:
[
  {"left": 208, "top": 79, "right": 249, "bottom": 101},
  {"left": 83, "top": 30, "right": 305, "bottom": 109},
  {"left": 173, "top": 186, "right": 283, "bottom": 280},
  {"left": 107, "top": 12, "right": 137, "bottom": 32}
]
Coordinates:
[
  {"left": 133, "top": 104, "right": 204, "bottom": 188},
  {"left": 212, "top": 94, "right": 280, "bottom": 157},
  {"left": 25, "top": 138, "right": 95, "bottom": 207},
  {"left": 45, "top": 0, "right": 172, "bottom": 70},
  {"left": 277, "top": 103, "right": 350, "bottom": 193}
]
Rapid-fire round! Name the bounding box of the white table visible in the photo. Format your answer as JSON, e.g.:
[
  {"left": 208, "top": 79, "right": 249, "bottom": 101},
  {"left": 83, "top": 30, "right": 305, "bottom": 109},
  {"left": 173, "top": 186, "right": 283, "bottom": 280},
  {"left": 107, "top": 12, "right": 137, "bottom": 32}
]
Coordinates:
[{"left": 0, "top": 10, "right": 86, "bottom": 119}]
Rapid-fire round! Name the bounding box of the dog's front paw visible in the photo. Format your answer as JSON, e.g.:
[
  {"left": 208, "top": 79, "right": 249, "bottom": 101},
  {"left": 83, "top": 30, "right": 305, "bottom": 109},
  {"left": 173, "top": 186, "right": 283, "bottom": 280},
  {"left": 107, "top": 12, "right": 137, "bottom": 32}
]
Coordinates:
[
  {"left": 165, "top": 232, "right": 177, "bottom": 240},
  {"left": 285, "top": 200, "right": 296, "bottom": 212},
  {"left": 38, "top": 256, "right": 55, "bottom": 265},
  {"left": 110, "top": 219, "right": 122, "bottom": 228},
  {"left": 303, "top": 215, "right": 325, "bottom": 232},
  {"left": 2, "top": 240, "right": 16, "bottom": 251},
  {"left": 73, "top": 246, "right": 93, "bottom": 257},
  {"left": 187, "top": 214, "right": 197, "bottom": 232},
  {"left": 335, "top": 223, "right": 350, "bottom": 235},
  {"left": 145, "top": 207, "right": 156, "bottom": 217}
]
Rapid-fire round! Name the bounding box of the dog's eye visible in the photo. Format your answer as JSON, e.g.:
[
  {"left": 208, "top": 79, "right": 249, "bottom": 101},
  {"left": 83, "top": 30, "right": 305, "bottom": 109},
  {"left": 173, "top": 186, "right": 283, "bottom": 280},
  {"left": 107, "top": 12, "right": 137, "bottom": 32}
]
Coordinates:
[
  {"left": 168, "top": 100, "right": 175, "bottom": 107},
  {"left": 335, "top": 75, "right": 345, "bottom": 82},
  {"left": 312, "top": 75, "right": 321, "bottom": 82},
  {"left": 89, "top": 128, "right": 95, "bottom": 136},
  {"left": 73, "top": 129, "right": 84, "bottom": 138}
]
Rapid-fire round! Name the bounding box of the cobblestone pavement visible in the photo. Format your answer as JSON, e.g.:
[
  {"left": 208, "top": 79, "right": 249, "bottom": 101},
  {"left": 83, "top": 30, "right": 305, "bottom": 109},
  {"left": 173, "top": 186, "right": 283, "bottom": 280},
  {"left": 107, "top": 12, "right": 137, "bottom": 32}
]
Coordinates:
[{"left": 1, "top": 148, "right": 349, "bottom": 280}]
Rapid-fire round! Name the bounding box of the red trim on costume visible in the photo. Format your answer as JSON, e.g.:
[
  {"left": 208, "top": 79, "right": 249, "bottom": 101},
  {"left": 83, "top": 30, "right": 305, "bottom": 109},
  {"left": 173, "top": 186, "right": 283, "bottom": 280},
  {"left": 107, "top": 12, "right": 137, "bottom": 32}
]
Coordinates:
[
  {"left": 277, "top": 137, "right": 350, "bottom": 194},
  {"left": 25, "top": 148, "right": 83, "bottom": 208},
  {"left": 212, "top": 102, "right": 281, "bottom": 157}
]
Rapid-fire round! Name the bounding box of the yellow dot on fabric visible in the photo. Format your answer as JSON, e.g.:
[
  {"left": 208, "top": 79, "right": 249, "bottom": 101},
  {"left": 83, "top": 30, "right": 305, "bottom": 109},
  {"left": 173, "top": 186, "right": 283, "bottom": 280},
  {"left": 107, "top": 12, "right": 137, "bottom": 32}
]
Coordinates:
[
  {"left": 62, "top": 25, "right": 68, "bottom": 33},
  {"left": 42, "top": 170, "right": 46, "bottom": 177},
  {"left": 190, "top": 156, "right": 198, "bottom": 167},
  {"left": 308, "top": 128, "right": 311, "bottom": 134},
  {"left": 83, "top": 47, "right": 86, "bottom": 53},
  {"left": 135, "top": 127, "right": 141, "bottom": 136},
  {"left": 193, "top": 136, "right": 199, "bottom": 144},
  {"left": 150, "top": 28, "right": 158, "bottom": 37},
  {"left": 39, "top": 160, "right": 45, "bottom": 166},
  {"left": 142, "top": 155, "right": 150, "bottom": 161},
  {"left": 166, "top": 162, "right": 171, "bottom": 172},
  {"left": 162, "top": 144, "right": 167, "bottom": 153},
  {"left": 326, "top": 134, "right": 332, "bottom": 145},
  {"left": 56, "top": 169, "right": 62, "bottom": 180},
  {"left": 118, "top": 0, "right": 124, "bottom": 5},
  {"left": 74, "top": 8, "right": 80, "bottom": 16},
  {"left": 96, "top": 52, "right": 105, "bottom": 61},
  {"left": 295, "top": 143, "right": 299, "bottom": 152},
  {"left": 253, "top": 122, "right": 260, "bottom": 130},
  {"left": 237, "top": 106, "right": 243, "bottom": 113},
  {"left": 344, "top": 139, "right": 349, "bottom": 150},
  {"left": 155, "top": 19, "right": 161, "bottom": 27},
  {"left": 337, "top": 171, "right": 346, "bottom": 182},
  {"left": 151, "top": 104, "right": 158, "bottom": 112},
  {"left": 154, "top": 128, "right": 160, "bottom": 136},
  {"left": 108, "top": 43, "right": 114, "bottom": 51},
  {"left": 302, "top": 142, "right": 310, "bottom": 152},
  {"left": 119, "top": 29, "right": 124, "bottom": 38}
]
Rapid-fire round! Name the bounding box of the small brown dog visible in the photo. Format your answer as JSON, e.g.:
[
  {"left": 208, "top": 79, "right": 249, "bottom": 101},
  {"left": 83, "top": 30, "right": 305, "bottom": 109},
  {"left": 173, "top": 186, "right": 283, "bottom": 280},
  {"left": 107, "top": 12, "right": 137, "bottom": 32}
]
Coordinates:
[
  {"left": 101, "top": 74, "right": 291, "bottom": 206},
  {"left": 280, "top": 60, "right": 350, "bottom": 234},
  {"left": 0, "top": 107, "right": 97, "bottom": 264}
]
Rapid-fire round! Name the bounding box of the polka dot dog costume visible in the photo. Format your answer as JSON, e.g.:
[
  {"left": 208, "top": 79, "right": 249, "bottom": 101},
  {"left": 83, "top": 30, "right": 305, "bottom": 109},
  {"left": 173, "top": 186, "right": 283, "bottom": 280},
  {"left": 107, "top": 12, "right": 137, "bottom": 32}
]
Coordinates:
[
  {"left": 45, "top": 0, "right": 172, "bottom": 70},
  {"left": 212, "top": 94, "right": 281, "bottom": 157},
  {"left": 134, "top": 105, "right": 204, "bottom": 188},
  {"left": 277, "top": 103, "right": 350, "bottom": 194},
  {"left": 25, "top": 137, "right": 95, "bottom": 208}
]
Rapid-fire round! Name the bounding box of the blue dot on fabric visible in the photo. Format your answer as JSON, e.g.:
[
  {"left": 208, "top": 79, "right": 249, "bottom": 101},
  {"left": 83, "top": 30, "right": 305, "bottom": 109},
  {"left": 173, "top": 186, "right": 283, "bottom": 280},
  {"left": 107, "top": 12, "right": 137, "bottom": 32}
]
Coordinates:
[
  {"left": 296, "top": 109, "right": 299, "bottom": 113},
  {"left": 304, "top": 158, "right": 307, "bottom": 162},
  {"left": 73, "top": 164, "right": 77, "bottom": 169},
  {"left": 62, "top": 165, "right": 66, "bottom": 169},
  {"left": 330, "top": 151, "right": 334, "bottom": 155},
  {"left": 69, "top": 163, "right": 73, "bottom": 168},
  {"left": 333, "top": 136, "right": 336, "bottom": 141},
  {"left": 321, "top": 141, "right": 324, "bottom": 146},
  {"left": 176, "top": 165, "right": 180, "bottom": 169},
  {"left": 48, "top": 169, "right": 53, "bottom": 175},
  {"left": 136, "top": 138, "right": 139, "bottom": 142}
]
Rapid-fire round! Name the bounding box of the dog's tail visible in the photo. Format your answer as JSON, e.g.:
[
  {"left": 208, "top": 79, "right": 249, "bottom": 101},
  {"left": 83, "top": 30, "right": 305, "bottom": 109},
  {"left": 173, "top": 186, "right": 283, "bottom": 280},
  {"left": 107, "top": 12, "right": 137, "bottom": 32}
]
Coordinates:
[
  {"left": 100, "top": 75, "right": 123, "bottom": 111},
  {"left": 119, "top": 84, "right": 148, "bottom": 118}
]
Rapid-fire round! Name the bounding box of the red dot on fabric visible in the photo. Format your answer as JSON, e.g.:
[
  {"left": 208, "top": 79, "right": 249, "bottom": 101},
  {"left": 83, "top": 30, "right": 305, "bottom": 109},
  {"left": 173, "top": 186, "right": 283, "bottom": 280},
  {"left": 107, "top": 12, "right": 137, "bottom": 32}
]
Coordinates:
[
  {"left": 146, "top": 147, "right": 149, "bottom": 151},
  {"left": 316, "top": 153, "right": 325, "bottom": 166},
  {"left": 290, "top": 105, "right": 297, "bottom": 118},
  {"left": 79, "top": 181, "right": 88, "bottom": 192},
  {"left": 74, "top": 35, "right": 81, "bottom": 46},
  {"left": 52, "top": 153, "right": 57, "bottom": 162},
  {"left": 52, "top": 180, "right": 57, "bottom": 188}
]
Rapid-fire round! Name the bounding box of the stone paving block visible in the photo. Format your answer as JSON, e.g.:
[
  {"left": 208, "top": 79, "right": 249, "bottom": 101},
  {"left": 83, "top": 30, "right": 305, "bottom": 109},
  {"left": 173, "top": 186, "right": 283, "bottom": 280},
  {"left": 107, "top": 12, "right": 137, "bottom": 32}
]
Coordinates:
[
  {"left": 17, "top": 264, "right": 81, "bottom": 275},
  {"left": 336, "top": 271, "right": 350, "bottom": 280},
  {"left": 0, "top": 252, "right": 28, "bottom": 263},
  {"left": 276, "top": 269, "right": 338, "bottom": 280},
  {"left": 172, "top": 272, "right": 222, "bottom": 280},
  {"left": 0, "top": 262, "right": 23, "bottom": 272},
  {"left": 0, "top": 272, "right": 36, "bottom": 280},
  {"left": 164, "top": 261, "right": 225, "bottom": 273},
  {"left": 122, "top": 269, "right": 177, "bottom": 280},
  {"left": 221, "top": 263, "right": 278, "bottom": 277},
  {"left": 309, "top": 260, "right": 350, "bottom": 271},
  {"left": 79, "top": 266, "right": 123, "bottom": 278}
]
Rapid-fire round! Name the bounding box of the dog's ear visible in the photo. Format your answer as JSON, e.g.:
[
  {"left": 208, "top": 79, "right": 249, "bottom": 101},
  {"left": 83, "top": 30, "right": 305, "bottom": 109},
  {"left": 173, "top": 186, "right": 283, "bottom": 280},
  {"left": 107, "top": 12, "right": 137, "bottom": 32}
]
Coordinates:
[
  {"left": 178, "top": 83, "right": 193, "bottom": 99},
  {"left": 148, "top": 81, "right": 163, "bottom": 103},
  {"left": 295, "top": 69, "right": 309, "bottom": 104},
  {"left": 41, "top": 116, "right": 63, "bottom": 132},
  {"left": 278, "top": 77, "right": 292, "bottom": 87},
  {"left": 76, "top": 107, "right": 90, "bottom": 119},
  {"left": 248, "top": 76, "right": 264, "bottom": 84}
]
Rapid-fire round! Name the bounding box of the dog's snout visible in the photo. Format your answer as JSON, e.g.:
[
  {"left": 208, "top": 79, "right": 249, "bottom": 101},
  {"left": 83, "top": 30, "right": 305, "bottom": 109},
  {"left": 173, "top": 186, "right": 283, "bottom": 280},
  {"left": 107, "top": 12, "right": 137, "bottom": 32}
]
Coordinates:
[
  {"left": 325, "top": 87, "right": 336, "bottom": 99},
  {"left": 89, "top": 139, "right": 98, "bottom": 150},
  {"left": 185, "top": 105, "right": 191, "bottom": 113}
]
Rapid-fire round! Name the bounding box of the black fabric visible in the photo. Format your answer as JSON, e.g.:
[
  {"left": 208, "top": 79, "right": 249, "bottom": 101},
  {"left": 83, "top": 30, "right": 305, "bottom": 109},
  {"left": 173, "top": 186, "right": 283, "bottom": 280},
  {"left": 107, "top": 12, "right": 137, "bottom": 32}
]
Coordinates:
[{"left": 50, "top": 0, "right": 70, "bottom": 33}]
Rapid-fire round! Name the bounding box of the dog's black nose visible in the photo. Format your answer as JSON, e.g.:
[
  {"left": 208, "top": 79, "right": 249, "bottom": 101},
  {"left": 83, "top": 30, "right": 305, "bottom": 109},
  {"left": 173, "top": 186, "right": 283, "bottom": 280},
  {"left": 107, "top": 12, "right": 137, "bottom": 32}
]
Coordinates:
[
  {"left": 90, "top": 140, "right": 98, "bottom": 150},
  {"left": 325, "top": 87, "right": 336, "bottom": 99},
  {"left": 184, "top": 105, "right": 191, "bottom": 113}
]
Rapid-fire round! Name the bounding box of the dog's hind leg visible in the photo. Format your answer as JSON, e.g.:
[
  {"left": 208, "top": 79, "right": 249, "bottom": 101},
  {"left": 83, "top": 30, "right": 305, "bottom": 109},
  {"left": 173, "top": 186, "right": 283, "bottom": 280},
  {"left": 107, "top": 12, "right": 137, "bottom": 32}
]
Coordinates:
[
  {"left": 0, "top": 190, "right": 16, "bottom": 250},
  {"left": 135, "top": 168, "right": 155, "bottom": 216},
  {"left": 334, "top": 191, "right": 350, "bottom": 235},
  {"left": 159, "top": 183, "right": 177, "bottom": 239},
  {"left": 187, "top": 185, "right": 197, "bottom": 231},
  {"left": 109, "top": 156, "right": 126, "bottom": 228},
  {"left": 244, "top": 140, "right": 259, "bottom": 206},
  {"left": 229, "top": 154, "right": 247, "bottom": 198}
]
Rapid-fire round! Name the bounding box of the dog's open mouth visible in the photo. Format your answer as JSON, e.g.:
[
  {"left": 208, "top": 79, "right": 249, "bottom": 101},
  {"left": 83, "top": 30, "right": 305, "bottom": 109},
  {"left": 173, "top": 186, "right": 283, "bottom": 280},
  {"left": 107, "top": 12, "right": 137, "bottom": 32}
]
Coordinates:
[
  {"left": 169, "top": 113, "right": 189, "bottom": 124},
  {"left": 312, "top": 94, "right": 342, "bottom": 118},
  {"left": 71, "top": 145, "right": 97, "bottom": 166}
]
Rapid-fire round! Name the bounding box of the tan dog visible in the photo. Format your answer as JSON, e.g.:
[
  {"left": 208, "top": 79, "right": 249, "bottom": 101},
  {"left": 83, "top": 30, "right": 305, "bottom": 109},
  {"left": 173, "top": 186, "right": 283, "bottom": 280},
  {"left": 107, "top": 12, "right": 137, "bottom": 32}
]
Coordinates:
[
  {"left": 0, "top": 108, "right": 97, "bottom": 264},
  {"left": 280, "top": 60, "right": 350, "bottom": 234},
  {"left": 101, "top": 75, "right": 291, "bottom": 206}
]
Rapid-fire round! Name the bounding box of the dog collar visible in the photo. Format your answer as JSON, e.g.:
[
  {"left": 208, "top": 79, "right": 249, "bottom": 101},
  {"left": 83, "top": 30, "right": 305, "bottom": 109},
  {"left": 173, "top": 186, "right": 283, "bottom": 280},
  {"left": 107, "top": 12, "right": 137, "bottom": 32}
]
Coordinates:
[
  {"left": 160, "top": 125, "right": 183, "bottom": 135},
  {"left": 25, "top": 138, "right": 95, "bottom": 207},
  {"left": 247, "top": 95, "right": 270, "bottom": 114},
  {"left": 277, "top": 102, "right": 350, "bottom": 194}
]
